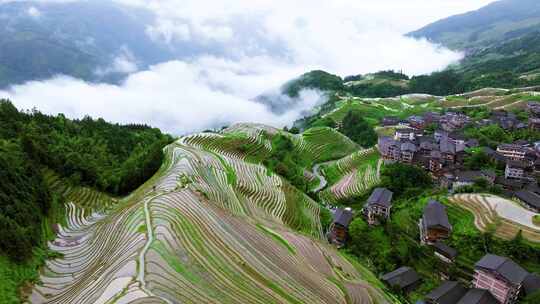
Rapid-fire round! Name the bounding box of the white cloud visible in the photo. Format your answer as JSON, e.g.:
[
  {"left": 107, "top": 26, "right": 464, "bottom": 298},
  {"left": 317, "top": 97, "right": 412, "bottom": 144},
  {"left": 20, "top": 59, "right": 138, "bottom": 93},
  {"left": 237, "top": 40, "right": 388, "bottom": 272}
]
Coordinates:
[
  {"left": 0, "top": 58, "right": 324, "bottom": 135},
  {"left": 95, "top": 47, "right": 139, "bottom": 76},
  {"left": 0, "top": 0, "right": 499, "bottom": 134},
  {"left": 27, "top": 6, "right": 40, "bottom": 17}
]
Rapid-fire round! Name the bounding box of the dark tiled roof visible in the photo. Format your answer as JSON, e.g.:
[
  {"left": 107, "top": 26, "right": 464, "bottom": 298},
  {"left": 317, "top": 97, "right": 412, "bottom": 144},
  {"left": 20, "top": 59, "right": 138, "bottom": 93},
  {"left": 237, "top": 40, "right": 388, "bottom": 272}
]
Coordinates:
[
  {"left": 433, "top": 242, "right": 457, "bottom": 259},
  {"left": 440, "top": 138, "right": 456, "bottom": 154},
  {"left": 423, "top": 200, "right": 452, "bottom": 231},
  {"left": 431, "top": 151, "right": 442, "bottom": 159},
  {"left": 475, "top": 254, "right": 529, "bottom": 286},
  {"left": 381, "top": 266, "right": 421, "bottom": 290},
  {"left": 425, "top": 281, "right": 467, "bottom": 304},
  {"left": 483, "top": 147, "right": 507, "bottom": 163},
  {"left": 396, "top": 128, "right": 417, "bottom": 134},
  {"left": 514, "top": 191, "right": 540, "bottom": 209},
  {"left": 466, "top": 139, "right": 480, "bottom": 148},
  {"left": 455, "top": 171, "right": 483, "bottom": 183},
  {"left": 367, "top": 188, "right": 393, "bottom": 208},
  {"left": 494, "top": 177, "right": 525, "bottom": 189},
  {"left": 379, "top": 136, "right": 399, "bottom": 147},
  {"left": 401, "top": 142, "right": 417, "bottom": 152},
  {"left": 506, "top": 160, "right": 531, "bottom": 169},
  {"left": 498, "top": 144, "right": 527, "bottom": 152},
  {"left": 456, "top": 289, "right": 500, "bottom": 304},
  {"left": 525, "top": 182, "right": 540, "bottom": 194},
  {"left": 333, "top": 208, "right": 353, "bottom": 227},
  {"left": 481, "top": 170, "right": 497, "bottom": 180},
  {"left": 448, "top": 132, "right": 466, "bottom": 141},
  {"left": 523, "top": 273, "right": 540, "bottom": 296}
]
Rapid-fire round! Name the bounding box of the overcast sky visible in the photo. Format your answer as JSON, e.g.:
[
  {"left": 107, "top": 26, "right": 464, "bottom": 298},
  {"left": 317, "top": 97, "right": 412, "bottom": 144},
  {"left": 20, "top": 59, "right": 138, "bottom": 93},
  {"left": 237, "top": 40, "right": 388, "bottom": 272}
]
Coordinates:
[{"left": 1, "top": 0, "right": 498, "bottom": 134}]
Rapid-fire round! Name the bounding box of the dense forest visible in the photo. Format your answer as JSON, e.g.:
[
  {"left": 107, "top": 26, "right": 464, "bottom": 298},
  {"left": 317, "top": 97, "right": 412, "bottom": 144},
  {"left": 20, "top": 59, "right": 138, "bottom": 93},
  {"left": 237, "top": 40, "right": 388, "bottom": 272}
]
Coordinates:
[{"left": 0, "top": 99, "right": 172, "bottom": 263}]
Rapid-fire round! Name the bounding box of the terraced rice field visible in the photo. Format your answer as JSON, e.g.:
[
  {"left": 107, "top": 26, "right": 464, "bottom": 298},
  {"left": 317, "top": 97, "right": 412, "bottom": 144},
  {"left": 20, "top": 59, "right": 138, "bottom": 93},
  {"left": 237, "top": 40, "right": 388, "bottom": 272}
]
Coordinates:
[
  {"left": 44, "top": 171, "right": 117, "bottom": 216},
  {"left": 320, "top": 150, "right": 382, "bottom": 203},
  {"left": 325, "top": 96, "right": 442, "bottom": 126},
  {"left": 442, "top": 91, "right": 538, "bottom": 110},
  {"left": 30, "top": 123, "right": 390, "bottom": 304},
  {"left": 448, "top": 194, "right": 540, "bottom": 243},
  {"left": 290, "top": 127, "right": 359, "bottom": 163}
]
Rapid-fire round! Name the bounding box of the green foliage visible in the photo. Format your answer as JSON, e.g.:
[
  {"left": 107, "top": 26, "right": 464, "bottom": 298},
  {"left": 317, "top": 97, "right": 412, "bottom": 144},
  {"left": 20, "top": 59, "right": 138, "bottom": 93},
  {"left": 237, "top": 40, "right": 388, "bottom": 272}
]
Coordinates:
[
  {"left": 372, "top": 70, "right": 409, "bottom": 81},
  {"left": 319, "top": 208, "right": 333, "bottom": 231},
  {"left": 310, "top": 117, "right": 337, "bottom": 129},
  {"left": 533, "top": 215, "right": 540, "bottom": 227},
  {"left": 453, "top": 179, "right": 503, "bottom": 195},
  {"left": 0, "top": 140, "right": 51, "bottom": 262},
  {"left": 346, "top": 82, "right": 409, "bottom": 98},
  {"left": 0, "top": 100, "right": 173, "bottom": 196},
  {"left": 464, "top": 124, "right": 540, "bottom": 148},
  {"left": 463, "top": 150, "right": 495, "bottom": 171},
  {"left": 263, "top": 134, "right": 308, "bottom": 191},
  {"left": 380, "top": 163, "right": 432, "bottom": 198},
  {"left": 464, "top": 124, "right": 511, "bottom": 148},
  {"left": 409, "top": 70, "right": 464, "bottom": 96},
  {"left": 0, "top": 247, "right": 59, "bottom": 303},
  {"left": 339, "top": 110, "right": 377, "bottom": 147},
  {"left": 283, "top": 70, "right": 343, "bottom": 98},
  {"left": 523, "top": 290, "right": 540, "bottom": 304}
]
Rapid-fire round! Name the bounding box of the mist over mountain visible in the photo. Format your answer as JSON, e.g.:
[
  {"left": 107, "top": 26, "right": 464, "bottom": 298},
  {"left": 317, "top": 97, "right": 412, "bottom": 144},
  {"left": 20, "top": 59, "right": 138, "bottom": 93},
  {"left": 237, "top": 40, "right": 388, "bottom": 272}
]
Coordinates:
[
  {"left": 409, "top": 0, "right": 540, "bottom": 51},
  {"left": 0, "top": 1, "right": 165, "bottom": 87},
  {"left": 0, "top": 0, "right": 467, "bottom": 135}
]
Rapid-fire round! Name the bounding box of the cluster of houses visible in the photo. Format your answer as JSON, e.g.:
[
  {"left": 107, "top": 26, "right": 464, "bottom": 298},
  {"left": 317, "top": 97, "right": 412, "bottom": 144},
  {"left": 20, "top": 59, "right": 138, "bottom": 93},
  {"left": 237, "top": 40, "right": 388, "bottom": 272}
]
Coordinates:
[
  {"left": 377, "top": 107, "right": 540, "bottom": 213},
  {"left": 327, "top": 186, "right": 540, "bottom": 303},
  {"left": 380, "top": 197, "right": 540, "bottom": 304},
  {"left": 325, "top": 103, "right": 540, "bottom": 303}
]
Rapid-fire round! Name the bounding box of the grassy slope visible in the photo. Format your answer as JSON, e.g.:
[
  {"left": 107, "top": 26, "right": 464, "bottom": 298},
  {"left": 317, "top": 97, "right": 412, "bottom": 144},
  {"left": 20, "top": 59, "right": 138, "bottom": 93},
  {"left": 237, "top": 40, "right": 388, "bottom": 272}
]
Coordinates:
[
  {"left": 324, "top": 97, "right": 442, "bottom": 126},
  {"left": 28, "top": 128, "right": 393, "bottom": 303},
  {"left": 0, "top": 172, "right": 117, "bottom": 303}
]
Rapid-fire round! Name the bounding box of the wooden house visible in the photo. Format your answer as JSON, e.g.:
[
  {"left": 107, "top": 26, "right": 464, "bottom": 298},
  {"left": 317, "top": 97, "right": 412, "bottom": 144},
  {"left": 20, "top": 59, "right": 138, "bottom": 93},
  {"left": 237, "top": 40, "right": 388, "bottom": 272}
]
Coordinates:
[
  {"left": 473, "top": 254, "right": 529, "bottom": 304},
  {"left": 419, "top": 200, "right": 452, "bottom": 244},
  {"left": 364, "top": 188, "right": 393, "bottom": 225},
  {"left": 328, "top": 208, "right": 353, "bottom": 247}
]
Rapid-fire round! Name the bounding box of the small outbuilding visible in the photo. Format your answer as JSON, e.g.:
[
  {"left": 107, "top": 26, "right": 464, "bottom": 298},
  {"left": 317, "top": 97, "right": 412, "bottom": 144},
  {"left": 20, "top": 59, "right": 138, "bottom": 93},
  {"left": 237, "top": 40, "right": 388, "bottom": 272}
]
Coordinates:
[
  {"left": 456, "top": 288, "right": 500, "bottom": 304},
  {"left": 381, "top": 266, "right": 421, "bottom": 293},
  {"left": 432, "top": 242, "right": 457, "bottom": 263},
  {"left": 425, "top": 281, "right": 467, "bottom": 304}
]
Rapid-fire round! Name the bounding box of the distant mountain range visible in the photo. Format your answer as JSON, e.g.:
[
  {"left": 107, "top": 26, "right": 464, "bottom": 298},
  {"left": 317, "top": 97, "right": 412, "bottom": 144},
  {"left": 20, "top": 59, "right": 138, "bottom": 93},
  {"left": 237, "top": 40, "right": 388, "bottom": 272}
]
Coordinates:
[
  {"left": 409, "top": 0, "right": 540, "bottom": 52},
  {"left": 0, "top": 1, "right": 174, "bottom": 87},
  {"left": 408, "top": 0, "right": 540, "bottom": 91}
]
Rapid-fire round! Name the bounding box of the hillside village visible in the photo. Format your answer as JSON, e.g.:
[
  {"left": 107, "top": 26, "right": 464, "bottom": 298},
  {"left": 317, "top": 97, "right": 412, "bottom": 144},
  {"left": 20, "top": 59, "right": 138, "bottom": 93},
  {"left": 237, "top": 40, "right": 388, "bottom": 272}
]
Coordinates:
[
  {"left": 325, "top": 100, "right": 540, "bottom": 304},
  {"left": 377, "top": 101, "right": 540, "bottom": 212}
]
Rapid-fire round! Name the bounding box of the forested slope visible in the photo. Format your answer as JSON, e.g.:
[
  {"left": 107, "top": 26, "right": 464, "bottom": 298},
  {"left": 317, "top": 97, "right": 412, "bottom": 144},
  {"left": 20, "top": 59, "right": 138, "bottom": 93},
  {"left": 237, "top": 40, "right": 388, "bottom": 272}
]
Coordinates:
[{"left": 0, "top": 100, "right": 172, "bottom": 302}]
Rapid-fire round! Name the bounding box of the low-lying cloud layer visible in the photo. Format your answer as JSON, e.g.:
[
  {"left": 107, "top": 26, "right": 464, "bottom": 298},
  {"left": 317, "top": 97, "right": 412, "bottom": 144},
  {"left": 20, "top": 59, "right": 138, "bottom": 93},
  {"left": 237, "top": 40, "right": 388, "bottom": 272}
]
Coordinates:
[
  {"left": 2, "top": 58, "right": 325, "bottom": 134},
  {"left": 0, "top": 0, "right": 496, "bottom": 134}
]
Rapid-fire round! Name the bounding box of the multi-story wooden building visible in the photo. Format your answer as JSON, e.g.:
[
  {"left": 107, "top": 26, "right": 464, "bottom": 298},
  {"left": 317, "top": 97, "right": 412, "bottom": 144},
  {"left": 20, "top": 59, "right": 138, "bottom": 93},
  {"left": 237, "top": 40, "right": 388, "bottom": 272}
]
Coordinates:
[
  {"left": 504, "top": 160, "right": 532, "bottom": 180},
  {"left": 497, "top": 144, "right": 528, "bottom": 161},
  {"left": 473, "top": 254, "right": 529, "bottom": 304},
  {"left": 328, "top": 208, "right": 353, "bottom": 247},
  {"left": 529, "top": 117, "right": 540, "bottom": 131},
  {"left": 419, "top": 200, "right": 452, "bottom": 244},
  {"left": 364, "top": 188, "right": 393, "bottom": 225},
  {"left": 394, "top": 128, "right": 422, "bottom": 141}
]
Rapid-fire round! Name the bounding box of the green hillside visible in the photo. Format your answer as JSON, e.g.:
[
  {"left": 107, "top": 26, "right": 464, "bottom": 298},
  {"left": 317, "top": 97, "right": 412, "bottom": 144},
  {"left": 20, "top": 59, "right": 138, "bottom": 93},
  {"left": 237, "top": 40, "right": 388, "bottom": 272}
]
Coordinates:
[
  {"left": 408, "top": 0, "right": 540, "bottom": 51},
  {"left": 0, "top": 100, "right": 172, "bottom": 302},
  {"left": 25, "top": 123, "right": 392, "bottom": 304}
]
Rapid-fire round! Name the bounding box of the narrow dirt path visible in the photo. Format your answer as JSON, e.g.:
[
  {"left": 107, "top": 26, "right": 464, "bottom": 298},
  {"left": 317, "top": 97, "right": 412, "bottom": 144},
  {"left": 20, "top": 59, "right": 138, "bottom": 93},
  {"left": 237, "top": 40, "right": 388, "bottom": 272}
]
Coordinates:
[
  {"left": 312, "top": 164, "right": 328, "bottom": 193},
  {"left": 136, "top": 192, "right": 173, "bottom": 304}
]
